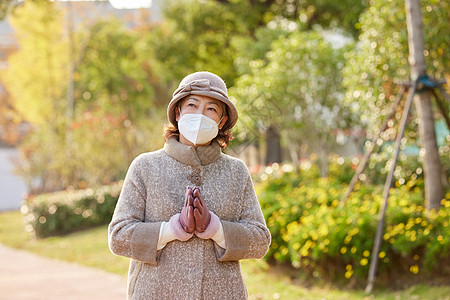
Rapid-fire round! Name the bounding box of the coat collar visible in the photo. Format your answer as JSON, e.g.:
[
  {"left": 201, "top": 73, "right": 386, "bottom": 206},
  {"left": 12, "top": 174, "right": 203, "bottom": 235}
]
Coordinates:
[{"left": 163, "top": 137, "right": 222, "bottom": 168}]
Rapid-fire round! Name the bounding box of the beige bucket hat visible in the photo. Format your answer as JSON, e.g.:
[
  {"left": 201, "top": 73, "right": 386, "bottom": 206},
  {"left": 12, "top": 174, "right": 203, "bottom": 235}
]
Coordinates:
[{"left": 167, "top": 71, "right": 238, "bottom": 131}]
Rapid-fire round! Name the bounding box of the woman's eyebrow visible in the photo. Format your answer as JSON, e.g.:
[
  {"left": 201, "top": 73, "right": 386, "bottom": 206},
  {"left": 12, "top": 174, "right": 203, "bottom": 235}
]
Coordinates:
[
  {"left": 207, "top": 101, "right": 220, "bottom": 107},
  {"left": 185, "top": 97, "right": 200, "bottom": 102}
]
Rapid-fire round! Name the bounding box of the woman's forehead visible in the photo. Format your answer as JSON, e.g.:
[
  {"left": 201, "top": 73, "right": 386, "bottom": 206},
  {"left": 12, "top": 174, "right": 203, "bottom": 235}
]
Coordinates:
[
  {"left": 182, "top": 94, "right": 221, "bottom": 105},
  {"left": 181, "top": 95, "right": 225, "bottom": 109}
]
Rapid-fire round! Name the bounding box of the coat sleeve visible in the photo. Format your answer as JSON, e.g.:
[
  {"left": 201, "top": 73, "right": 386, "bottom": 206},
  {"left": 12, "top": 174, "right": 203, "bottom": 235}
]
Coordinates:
[
  {"left": 215, "top": 165, "right": 271, "bottom": 261},
  {"left": 108, "top": 156, "right": 162, "bottom": 265}
]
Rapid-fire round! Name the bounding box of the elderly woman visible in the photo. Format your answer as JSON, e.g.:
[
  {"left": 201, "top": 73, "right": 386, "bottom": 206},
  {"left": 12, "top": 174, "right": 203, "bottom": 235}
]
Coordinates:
[{"left": 108, "top": 71, "right": 271, "bottom": 299}]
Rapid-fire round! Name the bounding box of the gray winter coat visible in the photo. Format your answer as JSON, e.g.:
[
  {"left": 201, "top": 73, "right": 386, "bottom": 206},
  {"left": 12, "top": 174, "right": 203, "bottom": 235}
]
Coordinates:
[{"left": 108, "top": 138, "right": 271, "bottom": 299}]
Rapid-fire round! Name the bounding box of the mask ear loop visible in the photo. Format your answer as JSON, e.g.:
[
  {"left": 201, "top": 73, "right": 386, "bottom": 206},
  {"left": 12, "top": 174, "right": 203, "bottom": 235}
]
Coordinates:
[
  {"left": 218, "top": 103, "right": 228, "bottom": 126},
  {"left": 177, "top": 104, "right": 183, "bottom": 118}
]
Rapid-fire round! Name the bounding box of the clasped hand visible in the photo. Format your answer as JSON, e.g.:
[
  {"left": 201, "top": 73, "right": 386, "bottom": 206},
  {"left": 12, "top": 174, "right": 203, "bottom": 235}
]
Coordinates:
[{"left": 180, "top": 186, "right": 211, "bottom": 234}]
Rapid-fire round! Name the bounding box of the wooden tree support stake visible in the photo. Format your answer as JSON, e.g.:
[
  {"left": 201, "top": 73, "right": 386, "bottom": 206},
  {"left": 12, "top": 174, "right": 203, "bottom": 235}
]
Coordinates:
[
  {"left": 365, "top": 80, "right": 417, "bottom": 294},
  {"left": 431, "top": 88, "right": 450, "bottom": 130},
  {"left": 437, "top": 85, "right": 450, "bottom": 102}
]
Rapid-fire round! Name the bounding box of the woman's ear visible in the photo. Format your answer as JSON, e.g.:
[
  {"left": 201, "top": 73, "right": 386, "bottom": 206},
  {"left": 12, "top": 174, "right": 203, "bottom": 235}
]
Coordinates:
[{"left": 218, "top": 116, "right": 228, "bottom": 130}]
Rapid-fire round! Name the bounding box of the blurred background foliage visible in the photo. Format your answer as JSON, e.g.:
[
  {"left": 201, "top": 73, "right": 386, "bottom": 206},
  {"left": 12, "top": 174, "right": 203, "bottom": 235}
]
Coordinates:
[
  {"left": 256, "top": 162, "right": 450, "bottom": 287},
  {"left": 343, "top": 0, "right": 449, "bottom": 138},
  {"left": 0, "top": 0, "right": 448, "bottom": 197},
  {"left": 231, "top": 30, "right": 355, "bottom": 176}
]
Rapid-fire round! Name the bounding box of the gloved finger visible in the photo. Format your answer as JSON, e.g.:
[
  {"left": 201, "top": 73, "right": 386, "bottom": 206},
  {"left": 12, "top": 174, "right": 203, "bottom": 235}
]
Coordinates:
[
  {"left": 196, "top": 191, "right": 207, "bottom": 210},
  {"left": 194, "top": 207, "right": 201, "bottom": 220},
  {"left": 193, "top": 188, "right": 201, "bottom": 199},
  {"left": 187, "top": 206, "right": 195, "bottom": 231},
  {"left": 184, "top": 186, "right": 192, "bottom": 206},
  {"left": 187, "top": 205, "right": 194, "bottom": 220},
  {"left": 194, "top": 198, "right": 204, "bottom": 215},
  {"left": 193, "top": 188, "right": 204, "bottom": 205},
  {"left": 188, "top": 195, "right": 194, "bottom": 207}
]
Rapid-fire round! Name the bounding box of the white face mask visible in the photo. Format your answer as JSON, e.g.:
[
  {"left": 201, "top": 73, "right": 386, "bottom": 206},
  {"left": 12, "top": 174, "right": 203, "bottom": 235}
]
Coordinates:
[{"left": 178, "top": 112, "right": 222, "bottom": 145}]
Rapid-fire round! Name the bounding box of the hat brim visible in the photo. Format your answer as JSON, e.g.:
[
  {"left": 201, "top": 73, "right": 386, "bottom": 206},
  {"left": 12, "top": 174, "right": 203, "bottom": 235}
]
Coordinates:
[{"left": 167, "top": 91, "right": 238, "bottom": 131}]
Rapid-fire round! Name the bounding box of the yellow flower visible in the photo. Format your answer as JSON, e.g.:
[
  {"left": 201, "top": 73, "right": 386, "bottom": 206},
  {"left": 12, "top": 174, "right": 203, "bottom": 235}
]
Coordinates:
[
  {"left": 349, "top": 228, "right": 360, "bottom": 236},
  {"left": 351, "top": 246, "right": 357, "bottom": 253},
  {"left": 405, "top": 220, "right": 414, "bottom": 230},
  {"left": 413, "top": 255, "right": 419, "bottom": 261},
  {"left": 340, "top": 247, "right": 347, "bottom": 254},
  {"left": 363, "top": 250, "right": 370, "bottom": 257},
  {"left": 437, "top": 235, "right": 443, "bottom": 242},
  {"left": 409, "top": 265, "right": 419, "bottom": 274},
  {"left": 378, "top": 251, "right": 386, "bottom": 259},
  {"left": 345, "top": 270, "right": 353, "bottom": 279},
  {"left": 360, "top": 258, "right": 368, "bottom": 266},
  {"left": 300, "top": 248, "right": 309, "bottom": 257}
]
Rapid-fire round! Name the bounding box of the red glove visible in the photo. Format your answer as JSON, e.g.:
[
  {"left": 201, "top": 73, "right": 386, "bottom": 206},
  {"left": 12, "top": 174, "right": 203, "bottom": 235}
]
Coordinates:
[
  {"left": 180, "top": 187, "right": 195, "bottom": 233},
  {"left": 192, "top": 188, "right": 211, "bottom": 233}
]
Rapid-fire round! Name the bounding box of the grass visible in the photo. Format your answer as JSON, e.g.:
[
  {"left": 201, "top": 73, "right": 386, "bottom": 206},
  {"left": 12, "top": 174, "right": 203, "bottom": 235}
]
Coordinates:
[{"left": 1, "top": 210, "right": 449, "bottom": 300}]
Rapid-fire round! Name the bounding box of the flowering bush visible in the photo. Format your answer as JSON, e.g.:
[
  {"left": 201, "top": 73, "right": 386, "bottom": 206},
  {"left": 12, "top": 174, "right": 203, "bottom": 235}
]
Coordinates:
[
  {"left": 21, "top": 182, "right": 123, "bottom": 238},
  {"left": 258, "top": 164, "right": 450, "bottom": 285}
]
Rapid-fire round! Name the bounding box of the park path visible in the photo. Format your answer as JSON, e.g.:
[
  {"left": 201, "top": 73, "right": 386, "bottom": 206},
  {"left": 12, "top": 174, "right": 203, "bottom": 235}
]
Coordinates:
[{"left": 0, "top": 244, "right": 127, "bottom": 299}]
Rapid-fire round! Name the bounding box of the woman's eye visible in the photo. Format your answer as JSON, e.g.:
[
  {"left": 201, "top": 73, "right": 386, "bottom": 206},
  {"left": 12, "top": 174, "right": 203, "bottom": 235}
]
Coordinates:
[
  {"left": 187, "top": 103, "right": 196, "bottom": 108},
  {"left": 208, "top": 107, "right": 217, "bottom": 112}
]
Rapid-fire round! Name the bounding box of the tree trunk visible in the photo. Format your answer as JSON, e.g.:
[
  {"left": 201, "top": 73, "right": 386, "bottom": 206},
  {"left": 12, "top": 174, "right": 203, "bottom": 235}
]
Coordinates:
[
  {"left": 265, "top": 125, "right": 282, "bottom": 165},
  {"left": 288, "top": 143, "right": 300, "bottom": 171},
  {"left": 65, "top": 0, "right": 75, "bottom": 147},
  {"left": 317, "top": 147, "right": 329, "bottom": 177},
  {"left": 405, "top": 0, "right": 444, "bottom": 210}
]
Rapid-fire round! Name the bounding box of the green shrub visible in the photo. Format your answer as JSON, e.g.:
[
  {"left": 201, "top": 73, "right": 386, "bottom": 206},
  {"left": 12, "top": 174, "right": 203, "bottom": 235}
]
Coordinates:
[
  {"left": 258, "top": 168, "right": 450, "bottom": 285},
  {"left": 21, "top": 182, "right": 123, "bottom": 238}
]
